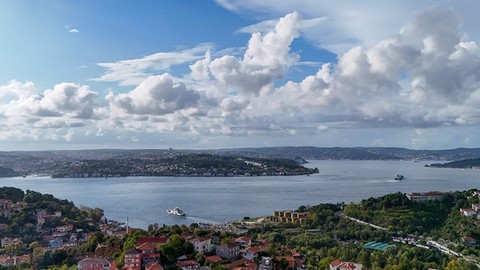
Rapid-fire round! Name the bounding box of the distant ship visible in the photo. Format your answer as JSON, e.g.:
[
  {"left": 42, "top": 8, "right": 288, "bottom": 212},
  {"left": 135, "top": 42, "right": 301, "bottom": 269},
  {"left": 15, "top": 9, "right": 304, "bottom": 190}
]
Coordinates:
[
  {"left": 394, "top": 174, "right": 404, "bottom": 181},
  {"left": 167, "top": 207, "right": 186, "bottom": 216}
]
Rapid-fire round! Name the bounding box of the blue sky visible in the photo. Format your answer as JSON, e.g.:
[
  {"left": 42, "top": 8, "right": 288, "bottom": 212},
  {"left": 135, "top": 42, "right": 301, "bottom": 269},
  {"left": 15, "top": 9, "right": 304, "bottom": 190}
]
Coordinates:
[{"left": 2, "top": 0, "right": 480, "bottom": 150}]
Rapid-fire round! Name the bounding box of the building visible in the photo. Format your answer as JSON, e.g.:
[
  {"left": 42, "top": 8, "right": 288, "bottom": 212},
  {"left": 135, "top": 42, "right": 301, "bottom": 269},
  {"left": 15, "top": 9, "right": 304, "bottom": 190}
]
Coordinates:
[
  {"left": 205, "top": 255, "right": 223, "bottom": 264},
  {"left": 176, "top": 259, "right": 200, "bottom": 270},
  {"left": 242, "top": 246, "right": 266, "bottom": 261},
  {"left": 123, "top": 242, "right": 161, "bottom": 270},
  {"left": 189, "top": 237, "right": 212, "bottom": 253},
  {"left": 136, "top": 236, "right": 169, "bottom": 247},
  {"left": 77, "top": 258, "right": 115, "bottom": 270},
  {"left": 216, "top": 242, "right": 240, "bottom": 261},
  {"left": 460, "top": 208, "right": 477, "bottom": 217},
  {"left": 270, "top": 210, "right": 308, "bottom": 224},
  {"left": 329, "top": 260, "right": 362, "bottom": 270},
  {"left": 124, "top": 249, "right": 142, "bottom": 270},
  {"left": 145, "top": 262, "right": 164, "bottom": 270},
  {"left": 406, "top": 191, "right": 445, "bottom": 203},
  {"left": 235, "top": 236, "right": 252, "bottom": 247}
]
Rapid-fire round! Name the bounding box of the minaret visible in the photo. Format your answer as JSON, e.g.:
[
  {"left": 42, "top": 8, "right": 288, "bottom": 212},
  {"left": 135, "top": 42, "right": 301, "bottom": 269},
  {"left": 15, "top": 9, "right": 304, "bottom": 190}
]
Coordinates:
[{"left": 126, "top": 216, "right": 129, "bottom": 234}]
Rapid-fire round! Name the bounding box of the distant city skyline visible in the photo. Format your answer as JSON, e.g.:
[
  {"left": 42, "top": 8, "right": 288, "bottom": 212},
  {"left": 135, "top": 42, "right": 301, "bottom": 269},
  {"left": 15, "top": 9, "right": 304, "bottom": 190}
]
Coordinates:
[{"left": 2, "top": 0, "right": 480, "bottom": 150}]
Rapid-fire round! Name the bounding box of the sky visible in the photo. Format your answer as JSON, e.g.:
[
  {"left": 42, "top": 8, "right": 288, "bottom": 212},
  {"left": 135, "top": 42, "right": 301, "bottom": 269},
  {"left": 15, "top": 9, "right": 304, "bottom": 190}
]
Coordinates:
[{"left": 2, "top": 0, "right": 480, "bottom": 150}]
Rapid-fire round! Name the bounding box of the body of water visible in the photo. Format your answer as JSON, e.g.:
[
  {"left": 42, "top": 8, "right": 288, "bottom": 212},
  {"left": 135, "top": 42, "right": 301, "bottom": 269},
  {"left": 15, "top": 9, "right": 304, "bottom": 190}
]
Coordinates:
[{"left": 0, "top": 160, "right": 478, "bottom": 228}]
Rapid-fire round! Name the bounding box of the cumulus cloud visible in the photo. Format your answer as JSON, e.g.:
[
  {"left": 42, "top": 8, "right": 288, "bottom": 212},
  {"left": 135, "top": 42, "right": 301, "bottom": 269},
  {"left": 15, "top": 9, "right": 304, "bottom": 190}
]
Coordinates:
[
  {"left": 0, "top": 81, "right": 100, "bottom": 144},
  {"left": 209, "top": 12, "right": 301, "bottom": 95},
  {"left": 107, "top": 73, "right": 200, "bottom": 115},
  {"left": 5, "top": 8, "right": 480, "bottom": 149},
  {"left": 92, "top": 8, "right": 480, "bottom": 142}
]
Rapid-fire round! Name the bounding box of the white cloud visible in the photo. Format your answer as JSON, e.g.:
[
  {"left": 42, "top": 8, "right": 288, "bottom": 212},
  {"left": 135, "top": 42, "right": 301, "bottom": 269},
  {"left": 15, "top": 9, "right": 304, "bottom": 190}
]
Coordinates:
[
  {"left": 65, "top": 25, "right": 79, "bottom": 33},
  {"left": 4, "top": 8, "right": 480, "bottom": 149},
  {"left": 93, "top": 43, "right": 213, "bottom": 86},
  {"left": 216, "top": 0, "right": 480, "bottom": 55},
  {"left": 107, "top": 73, "right": 200, "bottom": 116}
]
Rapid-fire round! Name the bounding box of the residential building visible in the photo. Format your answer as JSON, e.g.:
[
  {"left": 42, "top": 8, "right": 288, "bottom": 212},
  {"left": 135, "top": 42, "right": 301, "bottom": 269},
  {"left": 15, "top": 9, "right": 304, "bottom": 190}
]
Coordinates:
[
  {"left": 216, "top": 242, "right": 240, "bottom": 261},
  {"left": 189, "top": 237, "right": 212, "bottom": 253},
  {"left": 464, "top": 236, "right": 477, "bottom": 245},
  {"left": 124, "top": 249, "right": 142, "bottom": 270},
  {"left": 406, "top": 191, "right": 445, "bottom": 202},
  {"left": 235, "top": 236, "right": 252, "bottom": 248},
  {"left": 176, "top": 260, "right": 200, "bottom": 270},
  {"left": 228, "top": 258, "right": 255, "bottom": 269},
  {"left": 145, "top": 262, "right": 164, "bottom": 270},
  {"left": 329, "top": 260, "right": 362, "bottom": 270},
  {"left": 205, "top": 255, "right": 223, "bottom": 264},
  {"left": 270, "top": 210, "right": 308, "bottom": 224},
  {"left": 460, "top": 208, "right": 477, "bottom": 217},
  {"left": 77, "top": 258, "right": 115, "bottom": 270},
  {"left": 242, "top": 246, "right": 266, "bottom": 261},
  {"left": 136, "top": 236, "right": 168, "bottom": 247}
]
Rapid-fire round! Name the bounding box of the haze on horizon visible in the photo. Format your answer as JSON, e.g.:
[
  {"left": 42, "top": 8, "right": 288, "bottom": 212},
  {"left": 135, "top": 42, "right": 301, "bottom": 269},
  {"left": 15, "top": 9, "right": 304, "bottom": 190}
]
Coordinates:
[{"left": 2, "top": 0, "right": 480, "bottom": 151}]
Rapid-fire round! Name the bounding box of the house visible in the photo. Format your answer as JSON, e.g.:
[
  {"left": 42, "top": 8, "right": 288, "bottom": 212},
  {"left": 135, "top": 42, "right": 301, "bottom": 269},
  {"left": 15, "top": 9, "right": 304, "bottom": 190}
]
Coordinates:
[
  {"left": 258, "top": 257, "right": 273, "bottom": 270},
  {"left": 474, "top": 190, "right": 480, "bottom": 197},
  {"left": 235, "top": 236, "right": 252, "bottom": 247},
  {"left": 242, "top": 246, "right": 266, "bottom": 261},
  {"left": 56, "top": 224, "right": 73, "bottom": 233},
  {"left": 77, "top": 257, "right": 115, "bottom": 270},
  {"left": 145, "top": 262, "right": 164, "bottom": 270},
  {"left": 136, "top": 236, "right": 168, "bottom": 247},
  {"left": 126, "top": 242, "right": 161, "bottom": 269},
  {"left": 472, "top": 203, "right": 480, "bottom": 212},
  {"left": 216, "top": 242, "right": 240, "bottom": 261},
  {"left": 124, "top": 249, "right": 142, "bottom": 270},
  {"left": 270, "top": 210, "right": 308, "bottom": 224},
  {"left": 0, "top": 237, "right": 21, "bottom": 248},
  {"left": 136, "top": 242, "right": 156, "bottom": 253},
  {"left": 406, "top": 192, "right": 445, "bottom": 203},
  {"left": 329, "top": 260, "right": 362, "bottom": 270},
  {"left": 176, "top": 259, "right": 200, "bottom": 270},
  {"left": 460, "top": 208, "right": 477, "bottom": 217},
  {"left": 228, "top": 258, "right": 255, "bottom": 269},
  {"left": 205, "top": 255, "right": 223, "bottom": 264},
  {"left": 464, "top": 236, "right": 477, "bottom": 245},
  {"left": 189, "top": 237, "right": 212, "bottom": 253},
  {"left": 141, "top": 253, "right": 161, "bottom": 268}
]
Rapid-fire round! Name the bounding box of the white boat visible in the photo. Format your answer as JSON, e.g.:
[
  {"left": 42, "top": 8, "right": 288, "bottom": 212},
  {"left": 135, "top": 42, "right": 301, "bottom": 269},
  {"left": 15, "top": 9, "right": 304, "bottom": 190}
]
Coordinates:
[{"left": 167, "top": 207, "right": 186, "bottom": 216}]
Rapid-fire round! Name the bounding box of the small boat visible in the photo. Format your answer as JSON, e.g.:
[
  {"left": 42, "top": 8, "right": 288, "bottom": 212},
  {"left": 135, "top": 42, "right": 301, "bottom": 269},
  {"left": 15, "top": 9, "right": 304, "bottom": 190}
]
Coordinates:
[
  {"left": 167, "top": 207, "right": 186, "bottom": 216},
  {"left": 394, "top": 174, "right": 404, "bottom": 181}
]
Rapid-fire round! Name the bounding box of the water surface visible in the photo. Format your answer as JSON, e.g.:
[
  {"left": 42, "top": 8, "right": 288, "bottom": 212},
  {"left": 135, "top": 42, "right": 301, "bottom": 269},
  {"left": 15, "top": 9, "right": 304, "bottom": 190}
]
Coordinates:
[{"left": 0, "top": 160, "right": 478, "bottom": 228}]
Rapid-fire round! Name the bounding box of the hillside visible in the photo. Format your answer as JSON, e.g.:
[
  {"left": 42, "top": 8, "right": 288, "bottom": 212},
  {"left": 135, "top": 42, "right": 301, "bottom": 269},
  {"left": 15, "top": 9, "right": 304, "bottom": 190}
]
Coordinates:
[
  {"left": 426, "top": 158, "right": 480, "bottom": 169},
  {"left": 0, "top": 147, "right": 480, "bottom": 177}
]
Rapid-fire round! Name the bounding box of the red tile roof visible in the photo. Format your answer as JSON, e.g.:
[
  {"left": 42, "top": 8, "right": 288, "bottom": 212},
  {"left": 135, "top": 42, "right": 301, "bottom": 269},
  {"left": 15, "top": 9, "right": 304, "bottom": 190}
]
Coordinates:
[
  {"left": 136, "top": 242, "right": 156, "bottom": 251},
  {"left": 176, "top": 260, "right": 199, "bottom": 268},
  {"left": 205, "top": 255, "right": 223, "bottom": 263},
  {"left": 330, "top": 259, "right": 342, "bottom": 267},
  {"left": 145, "top": 262, "right": 164, "bottom": 270},
  {"left": 245, "top": 246, "right": 266, "bottom": 254},
  {"left": 136, "top": 236, "right": 168, "bottom": 246},
  {"left": 228, "top": 258, "right": 253, "bottom": 269}
]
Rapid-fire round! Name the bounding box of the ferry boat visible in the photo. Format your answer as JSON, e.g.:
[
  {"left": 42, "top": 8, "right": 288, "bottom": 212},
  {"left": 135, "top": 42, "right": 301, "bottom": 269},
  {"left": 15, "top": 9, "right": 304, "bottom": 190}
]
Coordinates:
[{"left": 167, "top": 207, "right": 186, "bottom": 216}]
